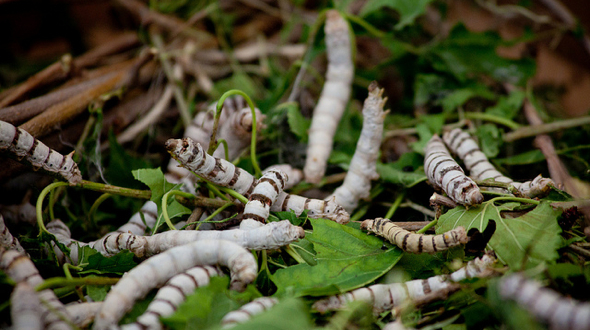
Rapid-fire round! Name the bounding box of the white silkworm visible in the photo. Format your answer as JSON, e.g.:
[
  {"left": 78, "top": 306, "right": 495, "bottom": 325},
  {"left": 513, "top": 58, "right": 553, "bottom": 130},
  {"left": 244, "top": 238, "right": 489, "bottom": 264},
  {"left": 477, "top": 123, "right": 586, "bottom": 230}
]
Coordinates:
[
  {"left": 243, "top": 169, "right": 287, "bottom": 223},
  {"left": 0, "top": 120, "right": 82, "bottom": 185},
  {"left": 1, "top": 249, "right": 73, "bottom": 330},
  {"left": 328, "top": 82, "right": 387, "bottom": 212},
  {"left": 424, "top": 135, "right": 483, "bottom": 206},
  {"left": 10, "top": 282, "right": 43, "bottom": 330},
  {"left": 304, "top": 10, "right": 354, "bottom": 184},
  {"left": 263, "top": 164, "right": 303, "bottom": 190},
  {"left": 92, "top": 239, "right": 257, "bottom": 330},
  {"left": 0, "top": 199, "right": 37, "bottom": 225},
  {"left": 121, "top": 266, "right": 223, "bottom": 330},
  {"left": 114, "top": 201, "right": 158, "bottom": 235},
  {"left": 65, "top": 302, "right": 102, "bottom": 328},
  {"left": 361, "top": 218, "right": 468, "bottom": 254},
  {"left": 221, "top": 297, "right": 279, "bottom": 328},
  {"left": 442, "top": 128, "right": 554, "bottom": 198},
  {"left": 499, "top": 273, "right": 590, "bottom": 330},
  {"left": 166, "top": 137, "right": 350, "bottom": 224},
  {"left": 312, "top": 252, "right": 496, "bottom": 314},
  {"left": 0, "top": 214, "right": 25, "bottom": 253}
]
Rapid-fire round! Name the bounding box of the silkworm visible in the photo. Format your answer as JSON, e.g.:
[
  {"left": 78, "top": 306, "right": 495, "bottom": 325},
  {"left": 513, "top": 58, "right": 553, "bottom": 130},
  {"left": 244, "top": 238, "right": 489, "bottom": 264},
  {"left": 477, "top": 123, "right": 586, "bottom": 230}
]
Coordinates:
[
  {"left": 0, "top": 199, "right": 37, "bottom": 225},
  {"left": 10, "top": 282, "right": 43, "bottom": 330},
  {"left": 312, "top": 252, "right": 496, "bottom": 313},
  {"left": 65, "top": 302, "right": 102, "bottom": 328},
  {"left": 499, "top": 273, "right": 590, "bottom": 330},
  {"left": 328, "top": 81, "right": 387, "bottom": 212},
  {"left": 166, "top": 137, "right": 350, "bottom": 224},
  {"left": 0, "top": 214, "right": 25, "bottom": 253},
  {"left": 114, "top": 201, "right": 158, "bottom": 235},
  {"left": 304, "top": 10, "right": 354, "bottom": 184},
  {"left": 92, "top": 239, "right": 257, "bottom": 330},
  {"left": 221, "top": 297, "right": 279, "bottom": 328},
  {"left": 121, "top": 266, "right": 223, "bottom": 330},
  {"left": 361, "top": 218, "right": 468, "bottom": 254},
  {"left": 263, "top": 164, "right": 303, "bottom": 189},
  {"left": 424, "top": 135, "right": 483, "bottom": 206},
  {"left": 243, "top": 169, "right": 287, "bottom": 223},
  {"left": 0, "top": 248, "right": 73, "bottom": 330},
  {"left": 442, "top": 128, "right": 554, "bottom": 198},
  {"left": 48, "top": 219, "right": 304, "bottom": 263},
  {"left": 0, "top": 120, "right": 82, "bottom": 185}
]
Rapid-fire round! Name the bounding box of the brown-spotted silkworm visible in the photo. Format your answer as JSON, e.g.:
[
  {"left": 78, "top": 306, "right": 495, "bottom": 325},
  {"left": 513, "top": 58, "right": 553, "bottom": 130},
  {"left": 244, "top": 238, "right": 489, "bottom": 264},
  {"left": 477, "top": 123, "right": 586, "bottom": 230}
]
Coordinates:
[
  {"left": 263, "top": 164, "right": 303, "bottom": 190},
  {"left": 0, "top": 214, "right": 25, "bottom": 253},
  {"left": 304, "top": 10, "right": 354, "bottom": 184},
  {"left": 166, "top": 137, "right": 350, "bottom": 224},
  {"left": 361, "top": 218, "right": 468, "bottom": 254},
  {"left": 499, "top": 273, "right": 590, "bottom": 330},
  {"left": 221, "top": 297, "right": 279, "bottom": 328},
  {"left": 328, "top": 81, "right": 387, "bottom": 212},
  {"left": 65, "top": 302, "right": 103, "bottom": 328},
  {"left": 442, "top": 128, "right": 554, "bottom": 198},
  {"left": 92, "top": 239, "right": 257, "bottom": 330},
  {"left": 312, "top": 252, "right": 496, "bottom": 313},
  {"left": 0, "top": 120, "right": 82, "bottom": 185},
  {"left": 0, "top": 248, "right": 74, "bottom": 330},
  {"left": 121, "top": 266, "right": 223, "bottom": 330},
  {"left": 424, "top": 135, "right": 483, "bottom": 206},
  {"left": 10, "top": 282, "right": 43, "bottom": 330},
  {"left": 243, "top": 169, "right": 287, "bottom": 223},
  {"left": 47, "top": 218, "right": 304, "bottom": 263}
]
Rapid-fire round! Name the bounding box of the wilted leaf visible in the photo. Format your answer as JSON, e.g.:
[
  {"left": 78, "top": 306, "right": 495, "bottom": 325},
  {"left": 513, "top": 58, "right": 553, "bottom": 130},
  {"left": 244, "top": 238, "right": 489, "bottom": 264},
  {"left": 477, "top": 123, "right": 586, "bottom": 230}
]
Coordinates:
[
  {"left": 272, "top": 219, "right": 403, "bottom": 297},
  {"left": 437, "top": 202, "right": 562, "bottom": 269}
]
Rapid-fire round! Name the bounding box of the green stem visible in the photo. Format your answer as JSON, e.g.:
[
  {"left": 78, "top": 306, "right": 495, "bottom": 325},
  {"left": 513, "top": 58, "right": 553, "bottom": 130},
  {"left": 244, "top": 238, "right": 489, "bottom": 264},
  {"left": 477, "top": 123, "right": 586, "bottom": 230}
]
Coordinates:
[
  {"left": 416, "top": 218, "right": 438, "bottom": 234},
  {"left": 208, "top": 90, "right": 262, "bottom": 177},
  {"left": 284, "top": 245, "right": 306, "bottom": 264},
  {"left": 344, "top": 13, "right": 385, "bottom": 38},
  {"left": 349, "top": 204, "right": 370, "bottom": 223},
  {"left": 88, "top": 193, "right": 112, "bottom": 224},
  {"left": 464, "top": 112, "right": 520, "bottom": 130},
  {"left": 36, "top": 182, "right": 69, "bottom": 235},
  {"left": 219, "top": 187, "right": 248, "bottom": 204},
  {"left": 384, "top": 192, "right": 405, "bottom": 219},
  {"left": 489, "top": 196, "right": 540, "bottom": 205},
  {"left": 198, "top": 203, "right": 235, "bottom": 222},
  {"left": 175, "top": 195, "right": 238, "bottom": 209},
  {"left": 503, "top": 115, "right": 590, "bottom": 142},
  {"left": 78, "top": 180, "right": 151, "bottom": 199},
  {"left": 205, "top": 182, "right": 230, "bottom": 201},
  {"left": 36, "top": 277, "right": 119, "bottom": 291},
  {"left": 218, "top": 139, "right": 229, "bottom": 160},
  {"left": 162, "top": 191, "right": 196, "bottom": 231}
]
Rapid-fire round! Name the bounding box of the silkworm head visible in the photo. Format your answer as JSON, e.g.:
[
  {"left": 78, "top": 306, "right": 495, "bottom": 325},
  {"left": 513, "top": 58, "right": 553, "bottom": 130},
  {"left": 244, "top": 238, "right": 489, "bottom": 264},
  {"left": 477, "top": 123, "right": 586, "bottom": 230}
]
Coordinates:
[
  {"left": 465, "top": 188, "right": 484, "bottom": 206},
  {"left": 165, "top": 139, "right": 179, "bottom": 153}
]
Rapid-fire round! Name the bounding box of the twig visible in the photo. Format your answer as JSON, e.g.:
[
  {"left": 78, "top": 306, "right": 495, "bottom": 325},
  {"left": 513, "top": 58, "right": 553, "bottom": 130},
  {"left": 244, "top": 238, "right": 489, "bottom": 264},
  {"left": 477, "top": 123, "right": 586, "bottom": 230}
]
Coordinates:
[
  {"left": 503, "top": 116, "right": 590, "bottom": 142},
  {"left": 538, "top": 0, "right": 590, "bottom": 56},
  {"left": 185, "top": 207, "right": 204, "bottom": 231},
  {"left": 568, "top": 244, "right": 590, "bottom": 258},
  {"left": 175, "top": 195, "right": 240, "bottom": 210},
  {"left": 399, "top": 201, "right": 437, "bottom": 218},
  {"left": 77, "top": 180, "right": 151, "bottom": 199},
  {"left": 385, "top": 120, "right": 467, "bottom": 138}
]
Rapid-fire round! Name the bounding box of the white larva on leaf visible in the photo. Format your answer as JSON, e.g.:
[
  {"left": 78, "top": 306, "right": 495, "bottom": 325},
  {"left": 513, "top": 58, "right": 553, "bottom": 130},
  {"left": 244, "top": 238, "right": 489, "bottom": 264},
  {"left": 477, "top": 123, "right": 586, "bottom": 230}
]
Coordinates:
[
  {"left": 328, "top": 81, "right": 387, "bottom": 212},
  {"left": 263, "top": 164, "right": 303, "bottom": 190},
  {"left": 48, "top": 219, "right": 304, "bottom": 262},
  {"left": 424, "top": 134, "right": 483, "bottom": 206},
  {"left": 304, "top": 9, "right": 354, "bottom": 184},
  {"left": 0, "top": 120, "right": 82, "bottom": 185},
  {"left": 499, "top": 273, "right": 590, "bottom": 330},
  {"left": 442, "top": 128, "right": 554, "bottom": 198},
  {"left": 243, "top": 169, "right": 287, "bottom": 223},
  {"left": 361, "top": 218, "right": 468, "bottom": 254},
  {"left": 10, "top": 282, "right": 43, "bottom": 330},
  {"left": 92, "top": 239, "right": 257, "bottom": 330},
  {"left": 0, "top": 214, "right": 25, "bottom": 253},
  {"left": 312, "top": 252, "right": 496, "bottom": 314},
  {"left": 0, "top": 248, "right": 73, "bottom": 330},
  {"left": 65, "top": 302, "right": 102, "bottom": 328},
  {"left": 121, "top": 266, "right": 223, "bottom": 330},
  {"left": 166, "top": 137, "right": 350, "bottom": 223},
  {"left": 221, "top": 297, "right": 279, "bottom": 328}
]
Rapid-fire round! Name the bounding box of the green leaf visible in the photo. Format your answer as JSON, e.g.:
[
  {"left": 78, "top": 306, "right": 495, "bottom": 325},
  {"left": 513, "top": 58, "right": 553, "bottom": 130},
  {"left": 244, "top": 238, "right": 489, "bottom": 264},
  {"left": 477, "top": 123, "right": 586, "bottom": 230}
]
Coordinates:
[
  {"left": 486, "top": 90, "right": 526, "bottom": 120},
  {"left": 121, "top": 291, "right": 156, "bottom": 325},
  {"left": 410, "top": 123, "right": 433, "bottom": 155},
  {"left": 376, "top": 162, "right": 427, "bottom": 188},
  {"left": 476, "top": 124, "right": 502, "bottom": 158},
  {"left": 436, "top": 201, "right": 562, "bottom": 269},
  {"left": 440, "top": 86, "right": 495, "bottom": 112},
  {"left": 228, "top": 298, "right": 312, "bottom": 330},
  {"left": 286, "top": 103, "right": 310, "bottom": 142},
  {"left": 132, "top": 168, "right": 191, "bottom": 232},
  {"left": 161, "top": 276, "right": 260, "bottom": 330},
  {"left": 360, "top": 0, "right": 434, "bottom": 30},
  {"left": 78, "top": 246, "right": 137, "bottom": 275},
  {"left": 493, "top": 150, "right": 545, "bottom": 166},
  {"left": 272, "top": 210, "right": 308, "bottom": 226},
  {"left": 106, "top": 131, "right": 151, "bottom": 189},
  {"left": 272, "top": 219, "right": 403, "bottom": 297},
  {"left": 86, "top": 280, "right": 110, "bottom": 301}
]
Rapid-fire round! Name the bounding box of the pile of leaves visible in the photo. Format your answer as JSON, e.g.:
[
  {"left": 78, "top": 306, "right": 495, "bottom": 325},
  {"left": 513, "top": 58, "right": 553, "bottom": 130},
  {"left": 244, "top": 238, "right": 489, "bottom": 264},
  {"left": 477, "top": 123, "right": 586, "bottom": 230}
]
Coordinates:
[{"left": 1, "top": 0, "right": 590, "bottom": 329}]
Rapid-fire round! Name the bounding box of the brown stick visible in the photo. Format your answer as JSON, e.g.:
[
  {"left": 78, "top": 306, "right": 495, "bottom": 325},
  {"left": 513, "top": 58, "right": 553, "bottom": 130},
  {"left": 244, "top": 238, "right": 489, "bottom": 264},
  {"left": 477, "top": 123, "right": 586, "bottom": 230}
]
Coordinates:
[{"left": 0, "top": 33, "right": 139, "bottom": 108}]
